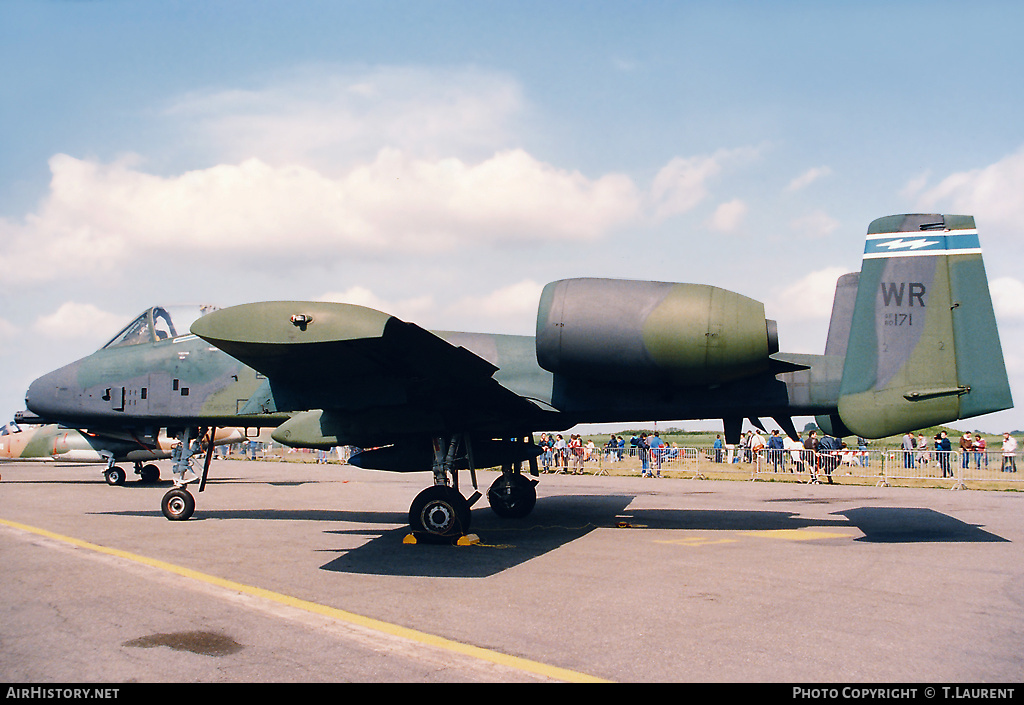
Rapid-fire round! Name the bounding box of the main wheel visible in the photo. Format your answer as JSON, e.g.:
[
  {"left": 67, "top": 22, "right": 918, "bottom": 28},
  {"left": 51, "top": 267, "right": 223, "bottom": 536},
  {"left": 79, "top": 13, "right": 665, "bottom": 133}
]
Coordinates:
[
  {"left": 161, "top": 488, "right": 196, "bottom": 521},
  {"left": 105, "top": 466, "right": 126, "bottom": 486},
  {"left": 140, "top": 464, "right": 160, "bottom": 484},
  {"left": 408, "top": 486, "right": 471, "bottom": 537},
  {"left": 487, "top": 473, "right": 537, "bottom": 518}
]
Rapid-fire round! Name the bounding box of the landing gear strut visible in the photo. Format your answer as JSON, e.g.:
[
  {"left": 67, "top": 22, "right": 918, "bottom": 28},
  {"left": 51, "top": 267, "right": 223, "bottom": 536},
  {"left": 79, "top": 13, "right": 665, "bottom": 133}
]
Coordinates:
[
  {"left": 406, "top": 434, "right": 540, "bottom": 540},
  {"left": 407, "top": 435, "right": 480, "bottom": 539},
  {"left": 160, "top": 427, "right": 216, "bottom": 521}
]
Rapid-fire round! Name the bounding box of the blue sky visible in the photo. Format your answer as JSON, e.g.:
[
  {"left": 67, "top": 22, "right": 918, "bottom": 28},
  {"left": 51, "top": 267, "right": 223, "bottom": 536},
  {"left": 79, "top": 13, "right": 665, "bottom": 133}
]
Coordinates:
[{"left": 2, "top": 0, "right": 1024, "bottom": 433}]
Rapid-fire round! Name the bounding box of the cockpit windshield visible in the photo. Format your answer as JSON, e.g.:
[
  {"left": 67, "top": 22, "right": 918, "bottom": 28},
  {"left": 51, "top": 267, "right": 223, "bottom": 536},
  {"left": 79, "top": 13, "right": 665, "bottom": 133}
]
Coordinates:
[
  {"left": 102, "top": 305, "right": 219, "bottom": 349},
  {"left": 1, "top": 422, "right": 21, "bottom": 436}
]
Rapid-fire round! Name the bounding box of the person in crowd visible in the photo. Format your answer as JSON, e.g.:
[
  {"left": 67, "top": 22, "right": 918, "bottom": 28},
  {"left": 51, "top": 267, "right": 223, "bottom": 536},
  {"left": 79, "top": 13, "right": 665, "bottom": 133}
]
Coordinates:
[
  {"left": 568, "top": 434, "right": 584, "bottom": 474},
  {"left": 648, "top": 432, "right": 664, "bottom": 477},
  {"left": 803, "top": 430, "right": 820, "bottom": 483},
  {"left": 902, "top": 431, "right": 916, "bottom": 469},
  {"left": 604, "top": 435, "right": 618, "bottom": 462},
  {"left": 539, "top": 433, "right": 553, "bottom": 472},
  {"left": 817, "top": 434, "right": 839, "bottom": 484},
  {"left": 768, "top": 430, "right": 784, "bottom": 472},
  {"left": 916, "top": 434, "right": 929, "bottom": 468},
  {"left": 553, "top": 434, "right": 567, "bottom": 471},
  {"left": 973, "top": 434, "right": 987, "bottom": 469},
  {"left": 857, "top": 436, "right": 869, "bottom": 467},
  {"left": 960, "top": 432, "right": 974, "bottom": 470},
  {"left": 638, "top": 433, "right": 651, "bottom": 476},
  {"left": 749, "top": 429, "right": 766, "bottom": 466},
  {"left": 1002, "top": 432, "right": 1017, "bottom": 472},
  {"left": 784, "top": 433, "right": 804, "bottom": 473},
  {"left": 936, "top": 431, "right": 952, "bottom": 478}
]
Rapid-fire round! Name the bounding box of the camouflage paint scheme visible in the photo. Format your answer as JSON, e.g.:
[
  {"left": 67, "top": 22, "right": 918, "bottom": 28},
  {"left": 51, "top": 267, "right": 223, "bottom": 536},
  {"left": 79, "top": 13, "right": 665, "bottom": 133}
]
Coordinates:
[
  {"left": 187, "top": 215, "right": 1010, "bottom": 455},
  {"left": 836, "top": 215, "right": 1011, "bottom": 437},
  {"left": 21, "top": 215, "right": 1012, "bottom": 532},
  {"left": 25, "top": 215, "right": 1011, "bottom": 452},
  {"left": 0, "top": 421, "right": 243, "bottom": 483},
  {"left": 25, "top": 306, "right": 291, "bottom": 433},
  {"left": 0, "top": 422, "right": 168, "bottom": 463}
]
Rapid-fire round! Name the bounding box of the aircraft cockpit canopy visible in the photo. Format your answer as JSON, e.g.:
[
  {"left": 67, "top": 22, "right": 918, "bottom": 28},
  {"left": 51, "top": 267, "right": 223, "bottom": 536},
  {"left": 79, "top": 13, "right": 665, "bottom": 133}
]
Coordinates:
[
  {"left": 101, "top": 305, "right": 219, "bottom": 350},
  {"left": 1, "top": 422, "right": 22, "bottom": 436}
]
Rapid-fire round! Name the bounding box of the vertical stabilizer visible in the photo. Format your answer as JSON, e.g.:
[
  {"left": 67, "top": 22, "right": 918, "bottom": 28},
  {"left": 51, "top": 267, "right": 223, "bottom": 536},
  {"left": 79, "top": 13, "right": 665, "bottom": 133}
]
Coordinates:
[
  {"left": 815, "top": 272, "right": 859, "bottom": 437},
  {"left": 836, "top": 214, "right": 1012, "bottom": 438},
  {"left": 823, "top": 272, "right": 860, "bottom": 358}
]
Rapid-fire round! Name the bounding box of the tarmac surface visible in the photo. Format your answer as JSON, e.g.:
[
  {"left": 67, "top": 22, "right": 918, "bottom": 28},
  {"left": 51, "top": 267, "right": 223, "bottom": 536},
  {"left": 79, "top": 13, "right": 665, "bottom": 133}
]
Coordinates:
[{"left": 1, "top": 459, "right": 1023, "bottom": 683}]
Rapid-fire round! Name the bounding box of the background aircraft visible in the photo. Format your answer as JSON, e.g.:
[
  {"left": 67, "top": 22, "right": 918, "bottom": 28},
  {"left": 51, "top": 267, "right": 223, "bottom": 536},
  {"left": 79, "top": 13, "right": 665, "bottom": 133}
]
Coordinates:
[
  {"left": 0, "top": 421, "right": 243, "bottom": 485},
  {"left": 23, "top": 215, "right": 1012, "bottom": 538}
]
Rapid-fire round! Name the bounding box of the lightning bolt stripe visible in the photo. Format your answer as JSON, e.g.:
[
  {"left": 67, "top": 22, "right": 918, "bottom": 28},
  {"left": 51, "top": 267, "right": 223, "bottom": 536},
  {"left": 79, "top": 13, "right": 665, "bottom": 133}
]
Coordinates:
[{"left": 863, "top": 230, "right": 981, "bottom": 259}]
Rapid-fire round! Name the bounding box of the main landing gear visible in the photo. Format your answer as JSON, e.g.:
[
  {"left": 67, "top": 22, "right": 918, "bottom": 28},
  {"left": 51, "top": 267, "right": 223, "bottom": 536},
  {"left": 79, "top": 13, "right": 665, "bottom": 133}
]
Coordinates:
[
  {"left": 407, "top": 435, "right": 539, "bottom": 541},
  {"left": 160, "top": 427, "right": 215, "bottom": 521},
  {"left": 102, "top": 460, "right": 159, "bottom": 486}
]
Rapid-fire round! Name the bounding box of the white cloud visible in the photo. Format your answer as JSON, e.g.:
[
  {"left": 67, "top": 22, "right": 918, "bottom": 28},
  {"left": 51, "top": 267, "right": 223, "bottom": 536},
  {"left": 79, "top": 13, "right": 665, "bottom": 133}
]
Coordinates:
[
  {"left": 915, "top": 147, "right": 1024, "bottom": 233},
  {"left": 317, "top": 286, "right": 435, "bottom": 323},
  {"left": 707, "top": 199, "right": 748, "bottom": 232},
  {"left": 790, "top": 210, "right": 839, "bottom": 240},
  {"left": 769, "top": 267, "right": 848, "bottom": 322},
  {"left": 448, "top": 280, "right": 544, "bottom": 333},
  {"left": 785, "top": 166, "right": 832, "bottom": 192},
  {"left": 0, "top": 149, "right": 642, "bottom": 284},
  {"left": 0, "top": 63, "right": 764, "bottom": 291},
  {"left": 900, "top": 171, "right": 931, "bottom": 200},
  {"left": 991, "top": 277, "right": 1024, "bottom": 320},
  {"left": 32, "top": 302, "right": 125, "bottom": 341},
  {"left": 320, "top": 280, "right": 544, "bottom": 333},
  {"left": 164, "top": 65, "right": 527, "bottom": 169},
  {"left": 0, "top": 318, "right": 19, "bottom": 352},
  {"left": 0, "top": 141, "right": 774, "bottom": 285},
  {"left": 650, "top": 146, "right": 760, "bottom": 220}
]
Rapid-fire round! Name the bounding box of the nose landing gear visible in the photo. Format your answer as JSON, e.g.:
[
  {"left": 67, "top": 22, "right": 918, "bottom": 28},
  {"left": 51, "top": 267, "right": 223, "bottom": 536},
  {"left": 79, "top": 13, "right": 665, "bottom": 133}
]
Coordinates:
[{"left": 159, "top": 427, "right": 215, "bottom": 522}]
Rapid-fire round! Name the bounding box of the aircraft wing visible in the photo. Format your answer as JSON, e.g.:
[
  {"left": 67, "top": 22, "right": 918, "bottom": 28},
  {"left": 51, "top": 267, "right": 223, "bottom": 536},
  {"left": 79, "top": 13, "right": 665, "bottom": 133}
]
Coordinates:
[{"left": 190, "top": 301, "right": 551, "bottom": 446}]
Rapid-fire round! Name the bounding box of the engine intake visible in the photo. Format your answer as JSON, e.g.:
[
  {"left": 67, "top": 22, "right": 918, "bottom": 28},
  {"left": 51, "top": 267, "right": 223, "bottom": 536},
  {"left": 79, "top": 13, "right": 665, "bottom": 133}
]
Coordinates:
[{"left": 536, "top": 278, "right": 777, "bottom": 385}]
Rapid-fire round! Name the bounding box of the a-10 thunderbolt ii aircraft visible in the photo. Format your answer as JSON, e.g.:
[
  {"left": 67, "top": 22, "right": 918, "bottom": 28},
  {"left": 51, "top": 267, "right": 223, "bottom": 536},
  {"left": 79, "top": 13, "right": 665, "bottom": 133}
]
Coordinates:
[
  {"left": 23, "top": 215, "right": 1012, "bottom": 538},
  {"left": 0, "top": 420, "right": 243, "bottom": 485}
]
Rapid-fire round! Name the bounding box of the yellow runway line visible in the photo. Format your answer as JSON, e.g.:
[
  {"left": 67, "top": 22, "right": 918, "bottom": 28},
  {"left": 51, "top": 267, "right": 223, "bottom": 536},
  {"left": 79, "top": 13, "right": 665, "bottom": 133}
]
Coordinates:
[{"left": 0, "top": 517, "right": 609, "bottom": 683}]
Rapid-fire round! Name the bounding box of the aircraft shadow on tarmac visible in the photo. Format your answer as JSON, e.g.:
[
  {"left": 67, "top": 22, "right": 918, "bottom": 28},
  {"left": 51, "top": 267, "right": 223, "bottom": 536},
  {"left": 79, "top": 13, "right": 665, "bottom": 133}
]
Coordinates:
[
  {"left": 316, "top": 495, "right": 1009, "bottom": 578},
  {"left": 96, "top": 493, "right": 1007, "bottom": 579}
]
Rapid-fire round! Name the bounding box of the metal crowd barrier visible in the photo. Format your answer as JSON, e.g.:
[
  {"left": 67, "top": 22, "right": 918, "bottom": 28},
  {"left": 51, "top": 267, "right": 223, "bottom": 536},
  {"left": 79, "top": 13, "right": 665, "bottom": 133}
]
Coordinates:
[
  {"left": 542, "top": 445, "right": 700, "bottom": 476},
  {"left": 745, "top": 448, "right": 1022, "bottom": 488},
  {"left": 551, "top": 444, "right": 1022, "bottom": 488}
]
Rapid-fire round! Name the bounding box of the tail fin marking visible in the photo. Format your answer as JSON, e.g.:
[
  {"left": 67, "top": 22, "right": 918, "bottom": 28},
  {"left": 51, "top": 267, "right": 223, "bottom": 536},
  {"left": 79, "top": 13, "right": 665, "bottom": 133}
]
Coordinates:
[{"left": 836, "top": 214, "right": 1011, "bottom": 438}]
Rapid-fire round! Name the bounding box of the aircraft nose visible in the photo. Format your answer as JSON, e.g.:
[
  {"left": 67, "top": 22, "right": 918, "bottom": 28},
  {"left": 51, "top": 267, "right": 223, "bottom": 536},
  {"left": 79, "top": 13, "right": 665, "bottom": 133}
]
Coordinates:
[{"left": 25, "top": 363, "right": 80, "bottom": 421}]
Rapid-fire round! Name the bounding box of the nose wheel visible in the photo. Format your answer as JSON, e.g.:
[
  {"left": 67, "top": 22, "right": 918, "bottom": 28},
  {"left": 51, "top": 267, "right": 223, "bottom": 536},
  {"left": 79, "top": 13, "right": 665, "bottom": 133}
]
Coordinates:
[{"left": 161, "top": 488, "right": 196, "bottom": 521}]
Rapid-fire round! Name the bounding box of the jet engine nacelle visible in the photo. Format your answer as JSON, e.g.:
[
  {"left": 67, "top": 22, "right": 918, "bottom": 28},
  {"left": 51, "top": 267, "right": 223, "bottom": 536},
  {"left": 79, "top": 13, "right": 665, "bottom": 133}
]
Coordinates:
[{"left": 536, "top": 278, "right": 778, "bottom": 385}]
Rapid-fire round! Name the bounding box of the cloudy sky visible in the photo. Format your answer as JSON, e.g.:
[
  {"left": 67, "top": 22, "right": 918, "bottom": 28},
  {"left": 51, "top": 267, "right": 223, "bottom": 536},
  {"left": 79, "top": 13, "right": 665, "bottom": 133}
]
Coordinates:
[{"left": 3, "top": 1, "right": 1024, "bottom": 433}]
